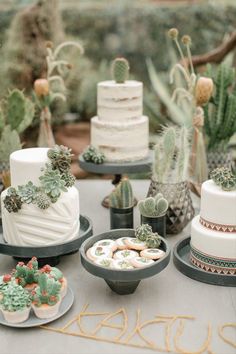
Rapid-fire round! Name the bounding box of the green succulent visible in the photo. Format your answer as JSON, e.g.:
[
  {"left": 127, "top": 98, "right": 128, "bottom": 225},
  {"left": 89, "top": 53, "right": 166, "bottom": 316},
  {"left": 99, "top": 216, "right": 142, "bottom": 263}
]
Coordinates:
[
  {"left": 0, "top": 282, "right": 31, "bottom": 312},
  {"left": 18, "top": 181, "right": 39, "bottom": 204},
  {"left": 36, "top": 192, "right": 51, "bottom": 209},
  {"left": 111, "top": 58, "right": 130, "bottom": 83},
  {"left": 210, "top": 167, "right": 236, "bottom": 191},
  {"left": 39, "top": 165, "right": 67, "bottom": 201},
  {"left": 61, "top": 171, "right": 76, "bottom": 187},
  {"left": 82, "top": 145, "right": 105, "bottom": 164},
  {"left": 3, "top": 187, "right": 22, "bottom": 213},
  {"left": 135, "top": 224, "right": 153, "bottom": 241},
  {"left": 146, "top": 233, "right": 161, "bottom": 248},
  {"left": 48, "top": 145, "right": 73, "bottom": 172}
]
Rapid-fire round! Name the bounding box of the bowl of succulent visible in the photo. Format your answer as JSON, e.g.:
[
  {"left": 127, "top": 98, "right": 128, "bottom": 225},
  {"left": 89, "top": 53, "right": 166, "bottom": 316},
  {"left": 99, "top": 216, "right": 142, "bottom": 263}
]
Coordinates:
[{"left": 80, "top": 225, "right": 171, "bottom": 295}]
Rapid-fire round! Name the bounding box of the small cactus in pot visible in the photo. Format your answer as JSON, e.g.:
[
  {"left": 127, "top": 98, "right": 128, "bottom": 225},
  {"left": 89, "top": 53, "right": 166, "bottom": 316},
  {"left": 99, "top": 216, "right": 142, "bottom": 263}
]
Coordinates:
[
  {"left": 135, "top": 224, "right": 162, "bottom": 249},
  {"left": 13, "top": 257, "right": 39, "bottom": 290},
  {"left": 31, "top": 272, "right": 61, "bottom": 319},
  {"left": 138, "top": 193, "right": 168, "bottom": 237},
  {"left": 111, "top": 58, "right": 130, "bottom": 83},
  {"left": 109, "top": 178, "right": 134, "bottom": 229}
]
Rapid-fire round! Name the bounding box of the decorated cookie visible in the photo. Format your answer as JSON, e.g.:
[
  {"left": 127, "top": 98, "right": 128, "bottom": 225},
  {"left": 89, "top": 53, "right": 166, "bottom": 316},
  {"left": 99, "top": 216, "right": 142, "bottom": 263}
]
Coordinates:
[
  {"left": 125, "top": 238, "right": 147, "bottom": 251},
  {"left": 94, "top": 258, "right": 114, "bottom": 268},
  {"left": 116, "top": 237, "right": 129, "bottom": 250},
  {"left": 112, "top": 260, "right": 134, "bottom": 270},
  {"left": 94, "top": 239, "right": 117, "bottom": 251},
  {"left": 113, "top": 249, "right": 139, "bottom": 260},
  {"left": 140, "top": 248, "right": 165, "bottom": 260},
  {"left": 131, "top": 257, "right": 155, "bottom": 268},
  {"left": 41, "top": 265, "right": 67, "bottom": 298},
  {"left": 86, "top": 246, "right": 113, "bottom": 261}
]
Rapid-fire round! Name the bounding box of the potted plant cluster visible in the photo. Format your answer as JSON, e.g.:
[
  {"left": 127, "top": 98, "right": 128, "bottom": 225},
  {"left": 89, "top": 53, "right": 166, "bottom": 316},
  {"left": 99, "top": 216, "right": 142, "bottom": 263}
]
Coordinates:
[
  {"left": 148, "top": 126, "right": 195, "bottom": 234},
  {"left": 138, "top": 193, "right": 168, "bottom": 237},
  {"left": 109, "top": 178, "right": 134, "bottom": 229}
]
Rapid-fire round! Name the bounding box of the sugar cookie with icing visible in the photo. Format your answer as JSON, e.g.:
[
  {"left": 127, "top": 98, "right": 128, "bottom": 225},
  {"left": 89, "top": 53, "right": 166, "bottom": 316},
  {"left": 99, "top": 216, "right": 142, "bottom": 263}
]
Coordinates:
[
  {"left": 94, "top": 239, "right": 117, "bottom": 251},
  {"left": 94, "top": 258, "right": 114, "bottom": 268},
  {"left": 116, "top": 237, "right": 129, "bottom": 250},
  {"left": 140, "top": 248, "right": 165, "bottom": 260},
  {"left": 113, "top": 249, "right": 138, "bottom": 260},
  {"left": 131, "top": 257, "right": 154, "bottom": 268},
  {"left": 112, "top": 260, "right": 134, "bottom": 270},
  {"left": 87, "top": 246, "right": 113, "bottom": 261},
  {"left": 125, "top": 238, "right": 147, "bottom": 251}
]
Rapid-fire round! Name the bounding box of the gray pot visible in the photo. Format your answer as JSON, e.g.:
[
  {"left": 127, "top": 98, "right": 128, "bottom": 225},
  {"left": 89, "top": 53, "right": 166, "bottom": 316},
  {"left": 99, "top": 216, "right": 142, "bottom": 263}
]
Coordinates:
[
  {"left": 80, "top": 229, "right": 171, "bottom": 295},
  {"left": 110, "top": 207, "right": 133, "bottom": 229},
  {"left": 141, "top": 214, "right": 166, "bottom": 238}
]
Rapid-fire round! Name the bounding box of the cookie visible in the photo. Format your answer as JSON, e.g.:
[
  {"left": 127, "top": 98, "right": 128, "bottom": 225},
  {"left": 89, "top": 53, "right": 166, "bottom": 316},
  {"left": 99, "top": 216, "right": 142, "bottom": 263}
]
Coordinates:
[
  {"left": 113, "top": 249, "right": 139, "bottom": 260},
  {"left": 86, "top": 246, "right": 113, "bottom": 261},
  {"left": 131, "top": 257, "right": 155, "bottom": 268},
  {"left": 140, "top": 248, "right": 165, "bottom": 260},
  {"left": 94, "top": 258, "right": 114, "bottom": 268},
  {"left": 94, "top": 239, "right": 117, "bottom": 251},
  {"left": 125, "top": 238, "right": 147, "bottom": 251},
  {"left": 112, "top": 260, "right": 134, "bottom": 270},
  {"left": 116, "top": 237, "right": 129, "bottom": 250}
]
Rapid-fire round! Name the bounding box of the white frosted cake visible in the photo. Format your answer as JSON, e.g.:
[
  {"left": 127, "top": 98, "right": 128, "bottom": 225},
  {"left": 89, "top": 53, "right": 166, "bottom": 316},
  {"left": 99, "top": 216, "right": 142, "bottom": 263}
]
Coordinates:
[
  {"left": 190, "top": 179, "right": 236, "bottom": 275},
  {"left": 91, "top": 80, "right": 149, "bottom": 162},
  {"left": 1, "top": 147, "right": 80, "bottom": 246}
]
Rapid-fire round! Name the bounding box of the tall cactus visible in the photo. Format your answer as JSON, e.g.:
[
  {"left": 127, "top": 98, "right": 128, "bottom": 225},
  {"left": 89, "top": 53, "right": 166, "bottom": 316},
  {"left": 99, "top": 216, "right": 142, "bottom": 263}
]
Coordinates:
[
  {"left": 111, "top": 58, "right": 130, "bottom": 83},
  {"left": 109, "top": 178, "right": 133, "bottom": 208},
  {"left": 204, "top": 63, "right": 236, "bottom": 152}
]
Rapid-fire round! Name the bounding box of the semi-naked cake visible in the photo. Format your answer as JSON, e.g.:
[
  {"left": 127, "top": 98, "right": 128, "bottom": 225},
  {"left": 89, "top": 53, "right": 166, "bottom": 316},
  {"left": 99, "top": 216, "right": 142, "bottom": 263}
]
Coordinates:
[
  {"left": 1, "top": 147, "right": 80, "bottom": 247},
  {"left": 91, "top": 58, "right": 149, "bottom": 162},
  {"left": 190, "top": 179, "right": 236, "bottom": 275}
]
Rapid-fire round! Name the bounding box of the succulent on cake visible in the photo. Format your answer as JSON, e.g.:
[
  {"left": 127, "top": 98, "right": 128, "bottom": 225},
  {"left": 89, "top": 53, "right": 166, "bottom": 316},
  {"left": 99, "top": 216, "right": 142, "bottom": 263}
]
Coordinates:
[
  {"left": 210, "top": 167, "right": 236, "bottom": 191},
  {"left": 138, "top": 193, "right": 168, "bottom": 217},
  {"left": 82, "top": 145, "right": 105, "bottom": 164},
  {"left": 13, "top": 257, "right": 39, "bottom": 288},
  {"left": 135, "top": 224, "right": 153, "bottom": 241},
  {"left": 39, "top": 165, "right": 67, "bottom": 201},
  {"left": 111, "top": 58, "right": 130, "bottom": 83},
  {"left": 35, "top": 192, "right": 51, "bottom": 209},
  {"left": 145, "top": 233, "right": 161, "bottom": 248},
  {"left": 32, "top": 272, "right": 61, "bottom": 307},
  {"left": 109, "top": 178, "right": 134, "bottom": 209},
  {"left": 60, "top": 171, "right": 76, "bottom": 188},
  {"left": 3, "top": 187, "right": 22, "bottom": 213},
  {"left": 18, "top": 181, "right": 39, "bottom": 204},
  {"left": 48, "top": 145, "right": 73, "bottom": 172}
]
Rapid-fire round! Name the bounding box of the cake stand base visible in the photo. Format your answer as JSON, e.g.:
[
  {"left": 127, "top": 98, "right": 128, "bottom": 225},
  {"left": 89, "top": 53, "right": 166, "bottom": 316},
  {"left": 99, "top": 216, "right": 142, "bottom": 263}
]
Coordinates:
[
  {"left": 0, "top": 215, "right": 93, "bottom": 267},
  {"left": 173, "top": 237, "right": 236, "bottom": 287}
]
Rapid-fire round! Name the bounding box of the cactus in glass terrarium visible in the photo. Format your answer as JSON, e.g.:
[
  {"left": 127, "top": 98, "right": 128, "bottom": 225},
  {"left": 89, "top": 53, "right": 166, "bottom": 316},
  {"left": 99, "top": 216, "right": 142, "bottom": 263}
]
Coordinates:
[{"left": 111, "top": 58, "right": 130, "bottom": 83}]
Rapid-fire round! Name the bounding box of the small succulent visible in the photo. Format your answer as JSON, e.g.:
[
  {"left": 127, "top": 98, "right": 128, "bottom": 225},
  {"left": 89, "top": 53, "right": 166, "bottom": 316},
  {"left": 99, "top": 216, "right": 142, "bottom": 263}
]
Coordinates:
[
  {"left": 146, "top": 233, "right": 161, "bottom": 248},
  {"left": 13, "top": 257, "right": 39, "bottom": 287},
  {"left": 0, "top": 282, "right": 31, "bottom": 312},
  {"left": 210, "top": 167, "right": 236, "bottom": 191},
  {"left": 36, "top": 192, "right": 51, "bottom": 209},
  {"left": 138, "top": 193, "right": 168, "bottom": 217},
  {"left": 135, "top": 224, "right": 153, "bottom": 241},
  {"left": 111, "top": 58, "right": 130, "bottom": 83},
  {"left": 61, "top": 171, "right": 76, "bottom": 187},
  {"left": 32, "top": 273, "right": 61, "bottom": 307},
  {"left": 39, "top": 165, "right": 67, "bottom": 201},
  {"left": 48, "top": 145, "right": 73, "bottom": 173},
  {"left": 82, "top": 145, "right": 105, "bottom": 164},
  {"left": 18, "top": 181, "right": 39, "bottom": 204},
  {"left": 3, "top": 187, "right": 22, "bottom": 213}
]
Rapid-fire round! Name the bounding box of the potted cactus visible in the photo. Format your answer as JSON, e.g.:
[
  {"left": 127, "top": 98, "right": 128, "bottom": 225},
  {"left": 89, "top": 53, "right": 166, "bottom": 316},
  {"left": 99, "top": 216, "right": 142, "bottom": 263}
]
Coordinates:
[
  {"left": 148, "top": 126, "right": 194, "bottom": 234},
  {"left": 13, "top": 257, "right": 39, "bottom": 291},
  {"left": 109, "top": 178, "right": 134, "bottom": 229},
  {"left": 31, "top": 272, "right": 61, "bottom": 319},
  {"left": 138, "top": 193, "right": 168, "bottom": 237},
  {"left": 41, "top": 264, "right": 67, "bottom": 298},
  {"left": 0, "top": 281, "right": 31, "bottom": 324}
]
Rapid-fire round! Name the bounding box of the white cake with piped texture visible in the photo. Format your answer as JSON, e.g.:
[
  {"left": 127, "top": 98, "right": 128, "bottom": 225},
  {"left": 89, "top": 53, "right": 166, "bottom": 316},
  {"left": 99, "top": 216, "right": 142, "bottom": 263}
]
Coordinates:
[
  {"left": 190, "top": 180, "right": 236, "bottom": 275},
  {"left": 91, "top": 80, "right": 149, "bottom": 162},
  {"left": 1, "top": 148, "right": 80, "bottom": 247}
]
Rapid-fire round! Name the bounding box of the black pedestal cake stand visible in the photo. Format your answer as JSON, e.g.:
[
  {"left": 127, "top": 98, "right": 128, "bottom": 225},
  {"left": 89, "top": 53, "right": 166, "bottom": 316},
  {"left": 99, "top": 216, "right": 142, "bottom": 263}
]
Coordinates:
[
  {"left": 78, "top": 152, "right": 152, "bottom": 208},
  {"left": 0, "top": 215, "right": 93, "bottom": 267}
]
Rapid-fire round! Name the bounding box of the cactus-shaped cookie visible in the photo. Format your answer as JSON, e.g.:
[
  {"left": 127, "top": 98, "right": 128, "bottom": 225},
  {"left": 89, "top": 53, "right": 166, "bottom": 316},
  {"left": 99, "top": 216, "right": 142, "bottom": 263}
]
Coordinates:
[
  {"left": 111, "top": 58, "right": 130, "bottom": 83},
  {"left": 109, "top": 178, "right": 134, "bottom": 208},
  {"left": 32, "top": 273, "right": 61, "bottom": 306},
  {"left": 138, "top": 193, "right": 168, "bottom": 217}
]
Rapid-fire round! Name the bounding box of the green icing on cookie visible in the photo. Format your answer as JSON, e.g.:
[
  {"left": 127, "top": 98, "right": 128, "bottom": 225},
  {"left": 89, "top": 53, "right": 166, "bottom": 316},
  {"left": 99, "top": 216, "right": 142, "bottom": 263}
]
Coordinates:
[{"left": 50, "top": 267, "right": 63, "bottom": 280}]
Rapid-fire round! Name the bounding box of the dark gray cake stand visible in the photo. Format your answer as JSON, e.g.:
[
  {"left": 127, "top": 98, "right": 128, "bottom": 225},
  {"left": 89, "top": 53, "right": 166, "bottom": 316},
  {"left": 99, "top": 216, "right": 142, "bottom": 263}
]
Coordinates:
[
  {"left": 0, "top": 215, "right": 93, "bottom": 267},
  {"left": 78, "top": 151, "right": 152, "bottom": 208},
  {"left": 173, "top": 237, "right": 236, "bottom": 287}
]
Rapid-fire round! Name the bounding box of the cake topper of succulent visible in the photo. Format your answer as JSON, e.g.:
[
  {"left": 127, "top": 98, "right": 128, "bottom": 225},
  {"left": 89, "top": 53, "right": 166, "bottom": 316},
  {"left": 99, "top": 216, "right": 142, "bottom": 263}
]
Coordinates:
[
  {"left": 3, "top": 187, "right": 22, "bottom": 213},
  {"left": 48, "top": 145, "right": 73, "bottom": 172},
  {"left": 82, "top": 145, "right": 105, "bottom": 164},
  {"left": 18, "top": 181, "right": 39, "bottom": 204},
  {"left": 111, "top": 58, "right": 130, "bottom": 83},
  {"left": 210, "top": 167, "right": 236, "bottom": 191},
  {"left": 109, "top": 178, "right": 134, "bottom": 209},
  {"left": 138, "top": 193, "right": 168, "bottom": 218},
  {"left": 39, "top": 165, "right": 67, "bottom": 201}
]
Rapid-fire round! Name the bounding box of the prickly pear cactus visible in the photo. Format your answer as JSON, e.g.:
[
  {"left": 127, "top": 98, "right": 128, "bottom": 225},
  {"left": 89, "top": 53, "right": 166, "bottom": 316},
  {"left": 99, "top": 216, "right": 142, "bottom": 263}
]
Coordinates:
[
  {"left": 138, "top": 193, "right": 168, "bottom": 217},
  {"left": 111, "top": 58, "right": 130, "bottom": 83}
]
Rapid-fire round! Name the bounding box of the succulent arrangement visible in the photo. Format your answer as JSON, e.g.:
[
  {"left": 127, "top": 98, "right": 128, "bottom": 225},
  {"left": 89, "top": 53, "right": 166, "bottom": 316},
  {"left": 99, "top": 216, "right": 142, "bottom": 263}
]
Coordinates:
[
  {"left": 3, "top": 145, "right": 76, "bottom": 213},
  {"left": 111, "top": 58, "right": 130, "bottom": 83},
  {"left": 0, "top": 281, "right": 31, "bottom": 312},
  {"left": 82, "top": 145, "right": 105, "bottom": 164},
  {"left": 109, "top": 178, "right": 134, "bottom": 209},
  {"left": 135, "top": 224, "right": 161, "bottom": 249},
  {"left": 210, "top": 167, "right": 236, "bottom": 191},
  {"left": 203, "top": 63, "right": 236, "bottom": 153},
  {"left": 13, "top": 257, "right": 39, "bottom": 288},
  {"left": 32, "top": 273, "right": 61, "bottom": 307},
  {"left": 138, "top": 193, "right": 168, "bottom": 218},
  {"left": 152, "top": 126, "right": 190, "bottom": 183},
  {"left": 0, "top": 89, "right": 35, "bottom": 170}
]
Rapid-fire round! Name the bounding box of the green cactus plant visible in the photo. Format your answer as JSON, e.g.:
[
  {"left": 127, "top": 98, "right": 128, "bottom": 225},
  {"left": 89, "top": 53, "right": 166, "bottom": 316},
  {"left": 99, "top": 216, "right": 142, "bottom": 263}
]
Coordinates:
[
  {"left": 32, "top": 273, "right": 61, "bottom": 307},
  {"left": 138, "top": 193, "right": 168, "bottom": 217},
  {"left": 82, "top": 145, "right": 105, "bottom": 164},
  {"left": 153, "top": 126, "right": 190, "bottom": 183},
  {"left": 14, "top": 257, "right": 39, "bottom": 287},
  {"left": 204, "top": 63, "right": 236, "bottom": 152},
  {"left": 135, "top": 224, "right": 153, "bottom": 241},
  {"left": 109, "top": 178, "right": 134, "bottom": 209},
  {"left": 111, "top": 58, "right": 130, "bottom": 83},
  {"left": 146, "top": 232, "right": 161, "bottom": 248}
]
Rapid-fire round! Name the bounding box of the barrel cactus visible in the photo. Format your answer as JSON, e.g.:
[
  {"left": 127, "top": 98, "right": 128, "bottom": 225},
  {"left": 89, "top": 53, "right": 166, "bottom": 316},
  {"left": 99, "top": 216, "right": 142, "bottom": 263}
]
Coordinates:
[
  {"left": 146, "top": 232, "right": 161, "bottom": 248},
  {"left": 138, "top": 193, "right": 168, "bottom": 217},
  {"left": 111, "top": 58, "right": 130, "bottom": 83},
  {"left": 135, "top": 224, "right": 153, "bottom": 241}
]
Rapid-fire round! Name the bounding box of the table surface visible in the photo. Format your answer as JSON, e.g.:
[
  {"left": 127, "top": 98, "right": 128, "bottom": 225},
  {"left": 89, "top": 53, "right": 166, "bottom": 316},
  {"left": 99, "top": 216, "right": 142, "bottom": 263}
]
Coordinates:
[{"left": 0, "top": 180, "right": 235, "bottom": 354}]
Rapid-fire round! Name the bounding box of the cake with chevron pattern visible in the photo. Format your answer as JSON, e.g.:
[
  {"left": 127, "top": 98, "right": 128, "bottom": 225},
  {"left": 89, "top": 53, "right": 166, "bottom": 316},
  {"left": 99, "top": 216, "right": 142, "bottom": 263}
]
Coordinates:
[
  {"left": 190, "top": 169, "right": 236, "bottom": 275},
  {"left": 1, "top": 146, "right": 80, "bottom": 247}
]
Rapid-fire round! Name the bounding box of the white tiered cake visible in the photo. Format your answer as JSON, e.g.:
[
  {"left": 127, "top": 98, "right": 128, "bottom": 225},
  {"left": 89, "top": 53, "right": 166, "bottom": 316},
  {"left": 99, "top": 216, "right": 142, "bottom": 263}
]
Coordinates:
[
  {"left": 1, "top": 148, "right": 80, "bottom": 246},
  {"left": 190, "top": 179, "right": 236, "bottom": 275},
  {"left": 91, "top": 80, "right": 149, "bottom": 162}
]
